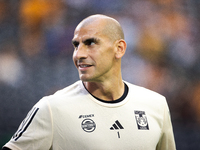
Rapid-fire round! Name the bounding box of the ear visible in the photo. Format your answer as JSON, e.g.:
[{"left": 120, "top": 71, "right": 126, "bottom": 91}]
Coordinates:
[{"left": 115, "top": 39, "right": 127, "bottom": 59}]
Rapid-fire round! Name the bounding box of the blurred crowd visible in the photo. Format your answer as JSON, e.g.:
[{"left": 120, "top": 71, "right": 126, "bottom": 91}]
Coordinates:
[{"left": 0, "top": 0, "right": 200, "bottom": 149}]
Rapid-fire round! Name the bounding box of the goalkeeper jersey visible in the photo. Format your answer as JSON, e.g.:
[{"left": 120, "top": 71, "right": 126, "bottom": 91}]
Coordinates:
[{"left": 3, "top": 80, "right": 176, "bottom": 150}]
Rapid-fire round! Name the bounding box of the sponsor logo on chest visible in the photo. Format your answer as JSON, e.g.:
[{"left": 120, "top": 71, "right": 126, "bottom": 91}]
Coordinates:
[{"left": 79, "top": 114, "right": 94, "bottom": 119}]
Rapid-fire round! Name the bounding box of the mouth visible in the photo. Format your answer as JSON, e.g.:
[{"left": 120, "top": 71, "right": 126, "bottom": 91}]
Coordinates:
[
  {"left": 79, "top": 64, "right": 92, "bottom": 68},
  {"left": 78, "top": 63, "right": 93, "bottom": 70}
]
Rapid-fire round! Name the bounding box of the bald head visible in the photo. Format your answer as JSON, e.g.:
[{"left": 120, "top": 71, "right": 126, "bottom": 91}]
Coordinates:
[
  {"left": 72, "top": 14, "right": 127, "bottom": 83},
  {"left": 75, "top": 14, "right": 124, "bottom": 42}
]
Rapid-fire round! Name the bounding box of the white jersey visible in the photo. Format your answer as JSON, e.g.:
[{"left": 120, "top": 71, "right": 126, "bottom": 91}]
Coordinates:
[{"left": 4, "top": 80, "right": 176, "bottom": 150}]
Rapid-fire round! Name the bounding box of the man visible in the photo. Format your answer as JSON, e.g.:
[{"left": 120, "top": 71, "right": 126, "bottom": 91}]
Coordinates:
[{"left": 2, "top": 14, "right": 176, "bottom": 150}]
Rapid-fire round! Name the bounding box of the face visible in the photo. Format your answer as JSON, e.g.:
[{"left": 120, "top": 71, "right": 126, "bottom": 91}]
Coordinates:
[{"left": 72, "top": 22, "right": 118, "bottom": 82}]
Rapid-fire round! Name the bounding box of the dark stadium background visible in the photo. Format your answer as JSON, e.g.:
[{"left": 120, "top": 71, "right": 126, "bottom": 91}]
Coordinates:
[{"left": 0, "top": 0, "right": 200, "bottom": 149}]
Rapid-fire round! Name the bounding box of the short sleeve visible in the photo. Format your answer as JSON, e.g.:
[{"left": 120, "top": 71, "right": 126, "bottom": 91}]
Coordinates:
[
  {"left": 3, "top": 98, "right": 53, "bottom": 150},
  {"left": 156, "top": 99, "right": 176, "bottom": 150}
]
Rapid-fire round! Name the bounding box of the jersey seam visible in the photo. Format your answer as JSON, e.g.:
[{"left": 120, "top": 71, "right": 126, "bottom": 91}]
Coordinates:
[
  {"left": 160, "top": 98, "right": 167, "bottom": 139},
  {"left": 46, "top": 99, "right": 54, "bottom": 147}
]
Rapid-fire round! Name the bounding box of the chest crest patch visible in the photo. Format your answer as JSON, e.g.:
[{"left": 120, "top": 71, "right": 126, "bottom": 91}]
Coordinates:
[{"left": 134, "top": 111, "right": 149, "bottom": 130}]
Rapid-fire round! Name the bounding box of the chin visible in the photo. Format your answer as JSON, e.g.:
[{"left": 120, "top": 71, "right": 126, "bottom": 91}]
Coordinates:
[
  {"left": 79, "top": 75, "right": 90, "bottom": 82},
  {"left": 80, "top": 76, "right": 96, "bottom": 83},
  {"left": 79, "top": 73, "right": 100, "bottom": 82}
]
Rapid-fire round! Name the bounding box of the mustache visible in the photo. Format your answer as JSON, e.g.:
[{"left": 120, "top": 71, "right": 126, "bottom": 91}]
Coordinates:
[{"left": 77, "top": 59, "right": 92, "bottom": 64}]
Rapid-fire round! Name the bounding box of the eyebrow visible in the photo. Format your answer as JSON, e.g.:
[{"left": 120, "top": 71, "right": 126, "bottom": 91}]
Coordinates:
[{"left": 72, "top": 37, "right": 100, "bottom": 45}]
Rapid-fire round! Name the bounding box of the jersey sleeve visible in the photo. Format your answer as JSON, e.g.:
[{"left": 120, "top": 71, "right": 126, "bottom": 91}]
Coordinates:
[
  {"left": 156, "top": 99, "right": 176, "bottom": 150},
  {"left": 3, "top": 98, "right": 53, "bottom": 150}
]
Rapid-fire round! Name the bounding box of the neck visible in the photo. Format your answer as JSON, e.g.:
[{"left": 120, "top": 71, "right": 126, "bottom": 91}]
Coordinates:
[{"left": 83, "top": 77, "right": 124, "bottom": 101}]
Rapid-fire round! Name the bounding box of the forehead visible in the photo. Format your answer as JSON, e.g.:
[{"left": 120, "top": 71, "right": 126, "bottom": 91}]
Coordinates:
[
  {"left": 73, "top": 21, "right": 105, "bottom": 41},
  {"left": 73, "top": 28, "right": 98, "bottom": 40}
]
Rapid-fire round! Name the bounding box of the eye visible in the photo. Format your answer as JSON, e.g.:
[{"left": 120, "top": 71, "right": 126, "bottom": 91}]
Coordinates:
[
  {"left": 85, "top": 40, "right": 95, "bottom": 46},
  {"left": 84, "top": 38, "right": 98, "bottom": 46},
  {"left": 72, "top": 41, "right": 79, "bottom": 48},
  {"left": 89, "top": 41, "right": 95, "bottom": 46}
]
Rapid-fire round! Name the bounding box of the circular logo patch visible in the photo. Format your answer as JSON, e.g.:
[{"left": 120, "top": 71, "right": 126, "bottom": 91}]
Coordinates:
[{"left": 81, "top": 119, "right": 96, "bottom": 132}]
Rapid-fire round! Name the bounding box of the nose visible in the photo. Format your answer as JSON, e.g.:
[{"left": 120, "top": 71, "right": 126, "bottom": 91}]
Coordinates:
[{"left": 73, "top": 43, "right": 88, "bottom": 60}]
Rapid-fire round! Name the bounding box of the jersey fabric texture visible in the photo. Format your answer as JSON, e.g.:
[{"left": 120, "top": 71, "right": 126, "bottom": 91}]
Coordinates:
[{"left": 3, "top": 80, "right": 176, "bottom": 150}]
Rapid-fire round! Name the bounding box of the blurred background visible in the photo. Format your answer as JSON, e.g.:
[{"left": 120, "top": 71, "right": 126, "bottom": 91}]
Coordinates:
[{"left": 0, "top": 0, "right": 200, "bottom": 149}]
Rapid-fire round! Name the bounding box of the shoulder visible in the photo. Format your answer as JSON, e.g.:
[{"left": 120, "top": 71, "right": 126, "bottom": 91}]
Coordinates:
[
  {"left": 45, "top": 80, "right": 84, "bottom": 99},
  {"left": 125, "top": 81, "right": 164, "bottom": 97},
  {"left": 125, "top": 81, "right": 167, "bottom": 104},
  {"left": 35, "top": 80, "right": 86, "bottom": 107},
  {"left": 54, "top": 80, "right": 84, "bottom": 96}
]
